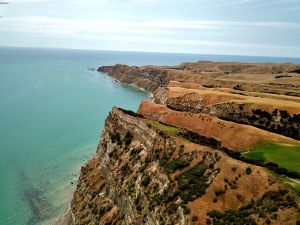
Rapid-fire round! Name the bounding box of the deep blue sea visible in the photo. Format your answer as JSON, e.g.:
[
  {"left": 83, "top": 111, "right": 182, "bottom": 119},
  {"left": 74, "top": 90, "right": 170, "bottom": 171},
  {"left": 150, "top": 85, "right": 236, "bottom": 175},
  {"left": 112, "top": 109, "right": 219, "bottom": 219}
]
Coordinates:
[{"left": 0, "top": 47, "right": 299, "bottom": 225}]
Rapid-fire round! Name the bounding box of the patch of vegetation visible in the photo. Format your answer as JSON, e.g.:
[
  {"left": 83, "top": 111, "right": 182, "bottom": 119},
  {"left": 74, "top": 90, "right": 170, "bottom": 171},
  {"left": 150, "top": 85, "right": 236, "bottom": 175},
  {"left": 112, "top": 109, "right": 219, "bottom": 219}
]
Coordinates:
[
  {"left": 108, "top": 147, "right": 121, "bottom": 160},
  {"left": 135, "top": 194, "right": 144, "bottom": 213},
  {"left": 175, "top": 163, "right": 210, "bottom": 204},
  {"left": 109, "top": 131, "right": 122, "bottom": 145},
  {"left": 191, "top": 215, "right": 198, "bottom": 222},
  {"left": 245, "top": 167, "right": 252, "bottom": 175},
  {"left": 130, "top": 147, "right": 142, "bottom": 159},
  {"left": 233, "top": 84, "right": 243, "bottom": 91},
  {"left": 147, "top": 120, "right": 181, "bottom": 134},
  {"left": 165, "top": 158, "right": 191, "bottom": 173},
  {"left": 102, "top": 140, "right": 107, "bottom": 148},
  {"left": 182, "top": 204, "right": 190, "bottom": 214},
  {"left": 215, "top": 189, "right": 226, "bottom": 197},
  {"left": 127, "top": 174, "right": 137, "bottom": 194},
  {"left": 117, "top": 108, "right": 144, "bottom": 118},
  {"left": 208, "top": 209, "right": 257, "bottom": 225},
  {"left": 269, "top": 171, "right": 300, "bottom": 197},
  {"left": 224, "top": 144, "right": 300, "bottom": 180},
  {"left": 243, "top": 143, "right": 300, "bottom": 174},
  {"left": 179, "top": 130, "right": 221, "bottom": 149},
  {"left": 121, "top": 162, "right": 131, "bottom": 174},
  {"left": 141, "top": 174, "right": 151, "bottom": 187},
  {"left": 159, "top": 152, "right": 172, "bottom": 167},
  {"left": 124, "top": 131, "right": 133, "bottom": 146},
  {"left": 224, "top": 107, "right": 300, "bottom": 140},
  {"left": 207, "top": 189, "right": 297, "bottom": 225}
]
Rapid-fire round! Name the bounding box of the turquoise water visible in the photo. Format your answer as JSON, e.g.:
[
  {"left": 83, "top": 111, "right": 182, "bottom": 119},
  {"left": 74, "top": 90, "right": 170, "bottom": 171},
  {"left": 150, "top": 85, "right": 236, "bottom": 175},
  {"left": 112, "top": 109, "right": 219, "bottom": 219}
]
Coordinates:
[{"left": 0, "top": 47, "right": 299, "bottom": 225}]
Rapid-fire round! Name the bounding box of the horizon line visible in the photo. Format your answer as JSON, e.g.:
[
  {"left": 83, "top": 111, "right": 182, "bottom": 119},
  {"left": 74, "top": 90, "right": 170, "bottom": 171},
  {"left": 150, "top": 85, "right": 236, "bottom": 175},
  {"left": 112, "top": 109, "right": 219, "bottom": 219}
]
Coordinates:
[{"left": 1, "top": 45, "right": 300, "bottom": 61}]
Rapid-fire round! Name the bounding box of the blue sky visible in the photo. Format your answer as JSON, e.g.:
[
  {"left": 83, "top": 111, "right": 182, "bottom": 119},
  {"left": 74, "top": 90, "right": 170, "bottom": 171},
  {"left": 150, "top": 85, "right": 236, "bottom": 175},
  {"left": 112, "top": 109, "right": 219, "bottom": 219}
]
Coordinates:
[{"left": 0, "top": 0, "right": 300, "bottom": 57}]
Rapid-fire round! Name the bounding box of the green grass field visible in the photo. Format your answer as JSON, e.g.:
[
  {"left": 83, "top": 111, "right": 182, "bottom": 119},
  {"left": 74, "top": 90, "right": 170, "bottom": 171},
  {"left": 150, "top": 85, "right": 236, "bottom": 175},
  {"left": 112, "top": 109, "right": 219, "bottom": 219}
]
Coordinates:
[
  {"left": 243, "top": 143, "right": 300, "bottom": 174},
  {"left": 269, "top": 171, "right": 300, "bottom": 197},
  {"left": 148, "top": 120, "right": 300, "bottom": 196},
  {"left": 147, "top": 120, "right": 181, "bottom": 134},
  {"left": 147, "top": 120, "right": 197, "bottom": 144}
]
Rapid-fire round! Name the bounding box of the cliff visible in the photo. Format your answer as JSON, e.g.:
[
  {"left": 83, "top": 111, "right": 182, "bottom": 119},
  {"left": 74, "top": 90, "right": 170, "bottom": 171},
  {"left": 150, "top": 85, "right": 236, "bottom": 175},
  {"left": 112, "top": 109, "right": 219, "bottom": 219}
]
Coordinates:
[
  {"left": 67, "top": 61, "right": 300, "bottom": 225},
  {"left": 99, "top": 62, "right": 300, "bottom": 139},
  {"left": 98, "top": 65, "right": 169, "bottom": 104}
]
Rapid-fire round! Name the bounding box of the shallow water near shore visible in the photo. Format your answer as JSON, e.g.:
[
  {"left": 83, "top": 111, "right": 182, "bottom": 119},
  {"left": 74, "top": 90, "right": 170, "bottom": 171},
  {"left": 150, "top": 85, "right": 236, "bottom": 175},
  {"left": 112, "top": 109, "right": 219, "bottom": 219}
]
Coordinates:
[{"left": 0, "top": 47, "right": 300, "bottom": 225}]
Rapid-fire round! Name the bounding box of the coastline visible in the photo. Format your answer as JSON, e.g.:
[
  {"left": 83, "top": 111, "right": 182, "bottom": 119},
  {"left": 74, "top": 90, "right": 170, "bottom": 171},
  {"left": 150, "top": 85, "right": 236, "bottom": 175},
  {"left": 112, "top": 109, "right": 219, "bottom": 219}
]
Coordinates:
[
  {"left": 114, "top": 77, "right": 154, "bottom": 101},
  {"left": 55, "top": 72, "right": 153, "bottom": 225},
  {"left": 55, "top": 201, "right": 74, "bottom": 225},
  {"left": 59, "top": 61, "right": 300, "bottom": 224}
]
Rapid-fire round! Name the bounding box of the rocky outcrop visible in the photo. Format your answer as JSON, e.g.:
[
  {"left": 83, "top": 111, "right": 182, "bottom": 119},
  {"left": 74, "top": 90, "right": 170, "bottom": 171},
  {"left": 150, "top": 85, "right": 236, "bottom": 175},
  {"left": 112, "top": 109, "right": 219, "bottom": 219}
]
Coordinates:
[
  {"left": 98, "top": 65, "right": 169, "bottom": 103},
  {"left": 99, "top": 62, "right": 300, "bottom": 139},
  {"left": 99, "top": 62, "right": 300, "bottom": 97}
]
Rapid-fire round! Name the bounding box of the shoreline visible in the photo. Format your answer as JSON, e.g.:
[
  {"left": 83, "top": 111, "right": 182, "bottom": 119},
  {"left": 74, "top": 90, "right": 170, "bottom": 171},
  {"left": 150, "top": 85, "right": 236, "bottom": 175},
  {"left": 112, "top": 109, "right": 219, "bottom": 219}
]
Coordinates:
[
  {"left": 116, "top": 79, "right": 154, "bottom": 101},
  {"left": 55, "top": 201, "right": 74, "bottom": 225},
  {"left": 100, "top": 69, "right": 154, "bottom": 100},
  {"left": 55, "top": 73, "right": 152, "bottom": 225},
  {"left": 65, "top": 62, "right": 300, "bottom": 224}
]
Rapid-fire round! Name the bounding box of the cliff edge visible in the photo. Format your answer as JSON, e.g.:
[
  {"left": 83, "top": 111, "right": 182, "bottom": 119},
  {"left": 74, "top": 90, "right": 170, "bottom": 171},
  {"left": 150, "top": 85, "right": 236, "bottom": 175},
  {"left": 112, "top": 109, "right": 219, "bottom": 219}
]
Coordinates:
[{"left": 67, "top": 61, "right": 300, "bottom": 225}]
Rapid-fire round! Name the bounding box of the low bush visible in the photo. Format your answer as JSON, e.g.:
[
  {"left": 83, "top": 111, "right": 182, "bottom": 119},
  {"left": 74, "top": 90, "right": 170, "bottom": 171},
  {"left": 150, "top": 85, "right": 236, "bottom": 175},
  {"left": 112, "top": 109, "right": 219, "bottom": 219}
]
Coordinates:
[
  {"left": 124, "top": 131, "right": 133, "bottom": 146},
  {"left": 246, "top": 167, "right": 252, "bottom": 175},
  {"left": 175, "top": 163, "right": 210, "bottom": 203},
  {"left": 141, "top": 174, "right": 151, "bottom": 187},
  {"left": 191, "top": 215, "right": 198, "bottom": 222},
  {"left": 166, "top": 158, "right": 190, "bottom": 173}
]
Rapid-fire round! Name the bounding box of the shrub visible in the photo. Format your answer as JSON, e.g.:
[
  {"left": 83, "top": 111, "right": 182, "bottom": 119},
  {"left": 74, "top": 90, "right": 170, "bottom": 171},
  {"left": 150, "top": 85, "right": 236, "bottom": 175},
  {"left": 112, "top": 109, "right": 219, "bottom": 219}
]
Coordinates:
[
  {"left": 179, "top": 130, "right": 221, "bottom": 149},
  {"left": 166, "top": 158, "right": 190, "bottom": 173},
  {"left": 141, "top": 174, "right": 150, "bottom": 187},
  {"left": 191, "top": 215, "right": 198, "bottom": 222},
  {"left": 159, "top": 152, "right": 171, "bottom": 167},
  {"left": 246, "top": 167, "right": 252, "bottom": 175},
  {"left": 121, "top": 163, "right": 131, "bottom": 174},
  {"left": 124, "top": 131, "right": 133, "bottom": 146},
  {"left": 179, "top": 145, "right": 185, "bottom": 154},
  {"left": 206, "top": 219, "right": 211, "bottom": 224},
  {"left": 175, "top": 163, "right": 209, "bottom": 203},
  {"left": 167, "top": 202, "right": 178, "bottom": 214},
  {"left": 215, "top": 189, "right": 226, "bottom": 197},
  {"left": 182, "top": 205, "right": 190, "bottom": 214},
  {"left": 110, "top": 132, "right": 121, "bottom": 144},
  {"left": 130, "top": 148, "right": 142, "bottom": 157}
]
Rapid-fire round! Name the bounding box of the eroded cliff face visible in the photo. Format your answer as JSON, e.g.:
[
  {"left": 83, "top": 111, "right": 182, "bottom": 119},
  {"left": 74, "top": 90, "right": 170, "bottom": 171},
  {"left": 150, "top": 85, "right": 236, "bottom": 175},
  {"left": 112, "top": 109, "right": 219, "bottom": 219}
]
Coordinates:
[
  {"left": 69, "top": 61, "right": 300, "bottom": 225},
  {"left": 70, "top": 107, "right": 299, "bottom": 225},
  {"left": 98, "top": 65, "right": 169, "bottom": 104},
  {"left": 99, "top": 62, "right": 300, "bottom": 140}
]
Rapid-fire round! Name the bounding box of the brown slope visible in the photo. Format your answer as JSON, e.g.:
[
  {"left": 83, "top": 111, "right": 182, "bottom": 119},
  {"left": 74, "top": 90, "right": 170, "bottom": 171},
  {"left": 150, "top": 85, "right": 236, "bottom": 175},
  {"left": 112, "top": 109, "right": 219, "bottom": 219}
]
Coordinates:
[{"left": 138, "top": 101, "right": 299, "bottom": 152}]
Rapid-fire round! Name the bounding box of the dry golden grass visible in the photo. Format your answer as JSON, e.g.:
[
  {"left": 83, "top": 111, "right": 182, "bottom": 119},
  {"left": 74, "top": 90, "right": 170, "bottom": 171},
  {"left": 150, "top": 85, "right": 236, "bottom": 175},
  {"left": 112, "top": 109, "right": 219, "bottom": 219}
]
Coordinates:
[
  {"left": 168, "top": 86, "right": 300, "bottom": 114},
  {"left": 138, "top": 101, "right": 299, "bottom": 151}
]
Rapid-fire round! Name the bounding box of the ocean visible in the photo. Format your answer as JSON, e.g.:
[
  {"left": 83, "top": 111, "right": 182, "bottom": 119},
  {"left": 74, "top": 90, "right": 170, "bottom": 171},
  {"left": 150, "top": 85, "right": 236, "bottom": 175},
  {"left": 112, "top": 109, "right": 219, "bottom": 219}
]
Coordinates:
[{"left": 0, "top": 47, "right": 299, "bottom": 225}]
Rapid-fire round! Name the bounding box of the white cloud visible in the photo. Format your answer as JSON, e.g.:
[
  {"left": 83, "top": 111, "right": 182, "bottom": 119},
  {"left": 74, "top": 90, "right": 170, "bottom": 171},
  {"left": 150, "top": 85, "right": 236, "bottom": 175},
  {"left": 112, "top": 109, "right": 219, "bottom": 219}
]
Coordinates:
[
  {"left": 1, "top": 16, "right": 299, "bottom": 56},
  {"left": 1, "top": 16, "right": 300, "bottom": 32},
  {"left": 192, "top": 0, "right": 300, "bottom": 8},
  {"left": 9, "top": 0, "right": 52, "bottom": 2},
  {"left": 78, "top": 33, "right": 300, "bottom": 52}
]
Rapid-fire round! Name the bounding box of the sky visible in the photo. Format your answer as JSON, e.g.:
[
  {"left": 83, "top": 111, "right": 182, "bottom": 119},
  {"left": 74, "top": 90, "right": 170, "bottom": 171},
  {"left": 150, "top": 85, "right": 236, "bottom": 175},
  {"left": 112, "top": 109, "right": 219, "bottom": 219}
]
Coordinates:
[{"left": 0, "top": 0, "right": 300, "bottom": 57}]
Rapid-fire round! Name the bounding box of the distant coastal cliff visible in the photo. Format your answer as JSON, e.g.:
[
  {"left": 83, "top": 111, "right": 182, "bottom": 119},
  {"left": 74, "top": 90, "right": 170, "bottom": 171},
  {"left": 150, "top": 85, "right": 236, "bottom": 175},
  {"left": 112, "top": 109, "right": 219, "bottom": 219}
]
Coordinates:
[{"left": 65, "top": 61, "right": 300, "bottom": 225}]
